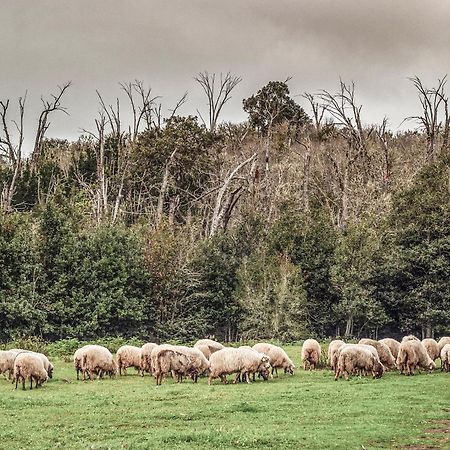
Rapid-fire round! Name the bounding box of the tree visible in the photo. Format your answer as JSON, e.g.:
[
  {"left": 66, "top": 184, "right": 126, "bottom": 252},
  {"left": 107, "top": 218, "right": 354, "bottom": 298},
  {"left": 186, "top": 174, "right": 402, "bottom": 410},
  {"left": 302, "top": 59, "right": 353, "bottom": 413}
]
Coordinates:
[
  {"left": 243, "top": 80, "right": 310, "bottom": 173},
  {"left": 195, "top": 72, "right": 242, "bottom": 132}
]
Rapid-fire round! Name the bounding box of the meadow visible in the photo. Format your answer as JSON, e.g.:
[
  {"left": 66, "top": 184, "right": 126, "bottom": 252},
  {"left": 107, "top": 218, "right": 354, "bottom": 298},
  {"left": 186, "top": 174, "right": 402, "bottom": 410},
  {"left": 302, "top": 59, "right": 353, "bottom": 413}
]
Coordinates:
[{"left": 0, "top": 345, "right": 449, "bottom": 450}]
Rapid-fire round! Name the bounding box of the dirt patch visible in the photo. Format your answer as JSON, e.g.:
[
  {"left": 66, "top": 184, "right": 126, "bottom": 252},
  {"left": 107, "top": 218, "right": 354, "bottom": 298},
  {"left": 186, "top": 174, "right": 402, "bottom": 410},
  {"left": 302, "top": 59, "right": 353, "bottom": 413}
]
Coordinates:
[{"left": 426, "top": 420, "right": 450, "bottom": 434}]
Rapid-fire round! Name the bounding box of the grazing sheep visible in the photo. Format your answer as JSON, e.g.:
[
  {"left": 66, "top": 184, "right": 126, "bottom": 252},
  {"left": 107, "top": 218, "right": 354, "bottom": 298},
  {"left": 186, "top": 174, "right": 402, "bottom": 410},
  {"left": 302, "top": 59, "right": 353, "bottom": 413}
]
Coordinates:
[
  {"left": 335, "top": 344, "right": 384, "bottom": 381},
  {"left": 421, "top": 338, "right": 440, "bottom": 361},
  {"left": 0, "top": 350, "right": 21, "bottom": 380},
  {"left": 396, "top": 340, "right": 435, "bottom": 375},
  {"left": 358, "top": 339, "right": 396, "bottom": 370},
  {"left": 74, "top": 346, "right": 90, "bottom": 380},
  {"left": 379, "top": 338, "right": 400, "bottom": 359},
  {"left": 194, "top": 344, "right": 212, "bottom": 360},
  {"left": 440, "top": 344, "right": 450, "bottom": 372},
  {"left": 171, "top": 346, "right": 210, "bottom": 382},
  {"left": 438, "top": 337, "right": 450, "bottom": 353},
  {"left": 7, "top": 349, "right": 53, "bottom": 379},
  {"left": 301, "top": 339, "right": 321, "bottom": 370},
  {"left": 252, "top": 343, "right": 295, "bottom": 376},
  {"left": 13, "top": 353, "right": 48, "bottom": 390},
  {"left": 116, "top": 345, "right": 142, "bottom": 376},
  {"left": 402, "top": 335, "right": 420, "bottom": 342},
  {"left": 327, "top": 340, "right": 345, "bottom": 371},
  {"left": 140, "top": 343, "right": 158, "bottom": 376},
  {"left": 208, "top": 347, "right": 270, "bottom": 385},
  {"left": 82, "top": 345, "right": 117, "bottom": 380},
  {"left": 194, "top": 339, "right": 224, "bottom": 355},
  {"left": 151, "top": 345, "right": 191, "bottom": 386}
]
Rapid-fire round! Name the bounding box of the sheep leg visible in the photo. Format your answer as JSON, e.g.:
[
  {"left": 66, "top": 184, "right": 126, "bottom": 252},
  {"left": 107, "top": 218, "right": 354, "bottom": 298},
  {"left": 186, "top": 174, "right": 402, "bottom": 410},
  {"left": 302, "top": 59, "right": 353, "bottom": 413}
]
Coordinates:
[
  {"left": 29, "top": 377, "right": 33, "bottom": 390},
  {"left": 22, "top": 377, "right": 26, "bottom": 390},
  {"left": 15, "top": 375, "right": 19, "bottom": 390}
]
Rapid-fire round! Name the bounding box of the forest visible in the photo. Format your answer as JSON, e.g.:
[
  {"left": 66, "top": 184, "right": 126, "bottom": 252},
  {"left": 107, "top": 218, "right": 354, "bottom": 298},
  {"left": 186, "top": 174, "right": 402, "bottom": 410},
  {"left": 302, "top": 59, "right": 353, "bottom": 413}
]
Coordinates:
[{"left": 1, "top": 74, "right": 449, "bottom": 343}]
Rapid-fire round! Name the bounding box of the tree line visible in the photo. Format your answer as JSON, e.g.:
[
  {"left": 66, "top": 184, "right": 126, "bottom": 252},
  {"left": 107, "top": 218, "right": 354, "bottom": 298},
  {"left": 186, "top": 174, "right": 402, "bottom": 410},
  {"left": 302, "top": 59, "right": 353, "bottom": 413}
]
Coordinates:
[{"left": 1, "top": 74, "right": 449, "bottom": 342}]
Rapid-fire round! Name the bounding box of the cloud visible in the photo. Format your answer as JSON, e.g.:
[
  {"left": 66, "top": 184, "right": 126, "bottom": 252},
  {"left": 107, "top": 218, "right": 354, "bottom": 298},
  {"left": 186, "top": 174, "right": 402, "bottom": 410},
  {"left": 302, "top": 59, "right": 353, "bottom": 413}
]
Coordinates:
[{"left": 1, "top": 0, "right": 449, "bottom": 150}]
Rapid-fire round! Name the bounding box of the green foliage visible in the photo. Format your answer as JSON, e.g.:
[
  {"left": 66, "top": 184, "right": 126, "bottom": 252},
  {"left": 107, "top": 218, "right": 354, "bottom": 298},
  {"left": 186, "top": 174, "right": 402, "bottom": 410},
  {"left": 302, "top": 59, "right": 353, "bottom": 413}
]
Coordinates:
[
  {"left": 243, "top": 81, "right": 310, "bottom": 134},
  {"left": 374, "top": 158, "right": 450, "bottom": 335}
]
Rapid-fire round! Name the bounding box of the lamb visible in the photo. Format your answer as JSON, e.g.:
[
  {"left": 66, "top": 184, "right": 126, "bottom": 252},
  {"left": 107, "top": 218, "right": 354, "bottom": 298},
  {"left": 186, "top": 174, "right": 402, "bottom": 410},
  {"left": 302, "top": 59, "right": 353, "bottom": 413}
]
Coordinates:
[
  {"left": 13, "top": 352, "right": 48, "bottom": 390},
  {"left": 335, "top": 344, "right": 384, "bottom": 380},
  {"left": 74, "top": 346, "right": 90, "bottom": 380},
  {"left": 140, "top": 343, "right": 158, "bottom": 376},
  {"left": 379, "top": 338, "right": 400, "bottom": 359},
  {"left": 438, "top": 337, "right": 450, "bottom": 353},
  {"left": 252, "top": 343, "right": 295, "bottom": 376},
  {"left": 116, "top": 345, "right": 142, "bottom": 376},
  {"left": 327, "top": 340, "right": 345, "bottom": 371},
  {"left": 421, "top": 338, "right": 440, "bottom": 361},
  {"left": 82, "top": 345, "right": 117, "bottom": 380},
  {"left": 440, "top": 344, "right": 450, "bottom": 372},
  {"left": 396, "top": 340, "right": 435, "bottom": 375},
  {"left": 358, "top": 339, "right": 396, "bottom": 370},
  {"left": 208, "top": 347, "right": 270, "bottom": 385},
  {"left": 0, "top": 350, "right": 22, "bottom": 379},
  {"left": 194, "top": 339, "right": 224, "bottom": 355},
  {"left": 301, "top": 339, "right": 321, "bottom": 370}
]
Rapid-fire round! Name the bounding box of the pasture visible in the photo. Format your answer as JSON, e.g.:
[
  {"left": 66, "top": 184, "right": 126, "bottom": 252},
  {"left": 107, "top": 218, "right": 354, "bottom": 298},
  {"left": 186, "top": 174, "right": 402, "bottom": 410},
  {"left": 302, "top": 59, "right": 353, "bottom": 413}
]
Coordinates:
[{"left": 0, "top": 345, "right": 449, "bottom": 449}]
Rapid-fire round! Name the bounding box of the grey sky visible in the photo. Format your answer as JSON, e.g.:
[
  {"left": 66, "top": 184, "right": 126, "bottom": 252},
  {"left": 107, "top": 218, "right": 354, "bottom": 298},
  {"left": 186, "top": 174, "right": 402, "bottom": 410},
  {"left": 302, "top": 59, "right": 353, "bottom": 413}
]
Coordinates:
[{"left": 1, "top": 0, "right": 450, "bottom": 151}]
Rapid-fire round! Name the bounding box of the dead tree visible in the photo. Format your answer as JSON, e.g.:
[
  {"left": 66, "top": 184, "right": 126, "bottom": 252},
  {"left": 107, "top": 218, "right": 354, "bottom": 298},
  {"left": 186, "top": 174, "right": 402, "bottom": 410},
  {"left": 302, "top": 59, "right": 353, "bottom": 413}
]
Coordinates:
[
  {"left": 32, "top": 82, "right": 71, "bottom": 168},
  {"left": 0, "top": 95, "right": 26, "bottom": 212},
  {"left": 195, "top": 71, "right": 241, "bottom": 132},
  {"left": 318, "top": 81, "right": 370, "bottom": 228},
  {"left": 407, "top": 76, "right": 449, "bottom": 161},
  {"left": 209, "top": 152, "right": 257, "bottom": 237}
]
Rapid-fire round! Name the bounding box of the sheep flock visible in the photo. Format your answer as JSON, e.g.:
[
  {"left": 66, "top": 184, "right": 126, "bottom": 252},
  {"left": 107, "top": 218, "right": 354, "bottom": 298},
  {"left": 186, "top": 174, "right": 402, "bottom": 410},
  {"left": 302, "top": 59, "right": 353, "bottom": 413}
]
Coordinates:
[{"left": 1, "top": 335, "right": 449, "bottom": 390}]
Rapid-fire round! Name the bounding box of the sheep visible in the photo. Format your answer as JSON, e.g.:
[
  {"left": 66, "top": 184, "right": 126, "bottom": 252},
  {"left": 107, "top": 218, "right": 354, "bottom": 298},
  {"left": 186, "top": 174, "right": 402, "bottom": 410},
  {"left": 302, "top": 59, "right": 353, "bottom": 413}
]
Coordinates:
[
  {"left": 327, "top": 340, "right": 345, "bottom": 371},
  {"left": 440, "top": 344, "right": 450, "bottom": 372},
  {"left": 301, "top": 339, "right": 321, "bottom": 370},
  {"left": 335, "top": 344, "right": 384, "bottom": 381},
  {"left": 421, "top": 338, "right": 440, "bottom": 361},
  {"left": 151, "top": 345, "right": 192, "bottom": 386},
  {"left": 402, "top": 335, "right": 420, "bottom": 342},
  {"left": 0, "top": 350, "right": 22, "bottom": 380},
  {"left": 438, "top": 337, "right": 450, "bottom": 353},
  {"left": 396, "top": 340, "right": 435, "bottom": 375},
  {"left": 334, "top": 343, "right": 381, "bottom": 378},
  {"left": 194, "top": 339, "right": 224, "bottom": 355},
  {"left": 358, "top": 338, "right": 396, "bottom": 370},
  {"left": 140, "top": 343, "right": 158, "bottom": 376},
  {"left": 194, "top": 344, "right": 212, "bottom": 360},
  {"left": 252, "top": 343, "right": 295, "bottom": 376},
  {"left": 7, "top": 349, "right": 53, "bottom": 379},
  {"left": 171, "top": 346, "right": 210, "bottom": 382},
  {"left": 379, "top": 338, "right": 400, "bottom": 359},
  {"left": 82, "top": 345, "right": 117, "bottom": 380},
  {"left": 208, "top": 347, "right": 271, "bottom": 385},
  {"left": 116, "top": 345, "right": 142, "bottom": 376},
  {"left": 13, "top": 352, "right": 48, "bottom": 390}
]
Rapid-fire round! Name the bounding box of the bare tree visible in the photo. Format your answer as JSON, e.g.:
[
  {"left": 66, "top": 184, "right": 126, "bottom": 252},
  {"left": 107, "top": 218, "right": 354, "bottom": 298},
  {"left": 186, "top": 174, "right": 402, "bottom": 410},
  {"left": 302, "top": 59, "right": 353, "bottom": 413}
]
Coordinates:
[
  {"left": 195, "top": 71, "right": 241, "bottom": 132},
  {"left": 407, "top": 75, "right": 449, "bottom": 161},
  {"left": 32, "top": 82, "right": 71, "bottom": 167},
  {"left": 0, "top": 94, "right": 26, "bottom": 212},
  {"left": 209, "top": 152, "right": 257, "bottom": 237}
]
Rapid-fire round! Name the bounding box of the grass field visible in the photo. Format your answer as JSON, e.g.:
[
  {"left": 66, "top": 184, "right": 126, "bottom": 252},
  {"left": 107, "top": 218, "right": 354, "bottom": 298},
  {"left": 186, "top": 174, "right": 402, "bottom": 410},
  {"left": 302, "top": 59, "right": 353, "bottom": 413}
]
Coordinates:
[{"left": 0, "top": 346, "right": 449, "bottom": 449}]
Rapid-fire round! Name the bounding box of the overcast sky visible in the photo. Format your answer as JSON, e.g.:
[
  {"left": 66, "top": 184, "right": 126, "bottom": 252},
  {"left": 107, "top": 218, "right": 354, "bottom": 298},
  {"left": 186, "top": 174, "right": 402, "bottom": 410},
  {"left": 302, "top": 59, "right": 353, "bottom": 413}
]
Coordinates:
[{"left": 2, "top": 0, "right": 450, "bottom": 151}]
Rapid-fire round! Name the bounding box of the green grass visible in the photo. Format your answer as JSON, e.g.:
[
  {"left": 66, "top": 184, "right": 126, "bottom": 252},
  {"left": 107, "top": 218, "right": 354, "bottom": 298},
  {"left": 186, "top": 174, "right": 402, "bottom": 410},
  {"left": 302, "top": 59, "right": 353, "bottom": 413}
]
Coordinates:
[{"left": 0, "top": 346, "right": 449, "bottom": 449}]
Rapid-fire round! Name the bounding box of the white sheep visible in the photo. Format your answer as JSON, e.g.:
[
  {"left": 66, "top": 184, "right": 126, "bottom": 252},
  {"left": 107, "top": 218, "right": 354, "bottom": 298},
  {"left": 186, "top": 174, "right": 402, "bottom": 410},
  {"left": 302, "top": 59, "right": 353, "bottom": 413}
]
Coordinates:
[
  {"left": 440, "top": 344, "right": 450, "bottom": 372},
  {"left": 140, "top": 343, "right": 158, "bottom": 376},
  {"left": 396, "top": 340, "right": 435, "bottom": 375},
  {"left": 335, "top": 344, "right": 384, "bottom": 381},
  {"left": 301, "top": 339, "right": 321, "bottom": 370},
  {"left": 82, "top": 345, "right": 117, "bottom": 380},
  {"left": 379, "top": 338, "right": 400, "bottom": 359},
  {"left": 252, "top": 343, "right": 295, "bottom": 377},
  {"left": 208, "top": 347, "right": 270, "bottom": 385},
  {"left": 116, "top": 345, "right": 142, "bottom": 376},
  {"left": 13, "top": 353, "right": 48, "bottom": 390},
  {"left": 421, "top": 338, "right": 440, "bottom": 361},
  {"left": 327, "top": 340, "right": 345, "bottom": 371}
]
